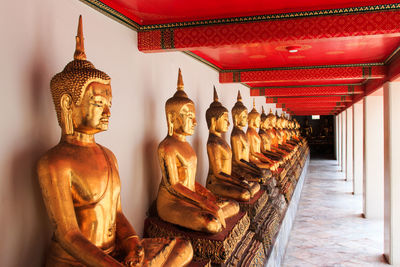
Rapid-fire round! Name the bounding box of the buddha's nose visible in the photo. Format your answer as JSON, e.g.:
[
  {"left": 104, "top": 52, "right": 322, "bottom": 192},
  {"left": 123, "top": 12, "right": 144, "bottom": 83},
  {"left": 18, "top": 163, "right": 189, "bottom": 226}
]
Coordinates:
[
  {"left": 193, "top": 118, "right": 197, "bottom": 126},
  {"left": 103, "top": 105, "right": 111, "bottom": 117}
]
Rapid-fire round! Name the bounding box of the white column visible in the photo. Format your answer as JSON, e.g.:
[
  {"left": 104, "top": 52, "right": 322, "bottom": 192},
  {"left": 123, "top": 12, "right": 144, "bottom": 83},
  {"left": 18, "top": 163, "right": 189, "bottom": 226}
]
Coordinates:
[
  {"left": 334, "top": 115, "right": 338, "bottom": 161},
  {"left": 352, "top": 100, "right": 363, "bottom": 195},
  {"left": 346, "top": 107, "right": 353, "bottom": 181},
  {"left": 363, "top": 93, "right": 384, "bottom": 219},
  {"left": 337, "top": 113, "right": 342, "bottom": 166},
  {"left": 383, "top": 82, "right": 400, "bottom": 265},
  {"left": 341, "top": 111, "right": 347, "bottom": 174}
]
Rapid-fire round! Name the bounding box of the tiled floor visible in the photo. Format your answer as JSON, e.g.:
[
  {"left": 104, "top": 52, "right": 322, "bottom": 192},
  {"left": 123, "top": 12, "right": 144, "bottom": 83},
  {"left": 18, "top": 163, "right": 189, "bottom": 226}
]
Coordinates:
[{"left": 282, "top": 159, "right": 389, "bottom": 267}]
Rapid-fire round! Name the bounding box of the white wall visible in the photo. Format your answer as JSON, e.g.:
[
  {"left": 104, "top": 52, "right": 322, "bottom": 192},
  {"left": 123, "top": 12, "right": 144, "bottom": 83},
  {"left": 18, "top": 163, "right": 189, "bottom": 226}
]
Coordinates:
[
  {"left": 363, "top": 91, "right": 384, "bottom": 219},
  {"left": 0, "top": 1, "right": 276, "bottom": 266},
  {"left": 353, "top": 100, "right": 363, "bottom": 195}
]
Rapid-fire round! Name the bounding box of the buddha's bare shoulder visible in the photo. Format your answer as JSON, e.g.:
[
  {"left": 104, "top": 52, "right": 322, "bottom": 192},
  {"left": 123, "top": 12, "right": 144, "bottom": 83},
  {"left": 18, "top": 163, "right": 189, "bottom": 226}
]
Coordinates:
[{"left": 158, "top": 136, "right": 176, "bottom": 154}]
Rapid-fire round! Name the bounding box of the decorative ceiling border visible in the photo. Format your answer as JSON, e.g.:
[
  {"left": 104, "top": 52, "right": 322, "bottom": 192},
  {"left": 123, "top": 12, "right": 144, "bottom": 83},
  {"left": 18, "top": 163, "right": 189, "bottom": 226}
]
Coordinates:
[
  {"left": 79, "top": 0, "right": 140, "bottom": 30},
  {"left": 252, "top": 83, "right": 363, "bottom": 89},
  {"left": 385, "top": 44, "right": 400, "bottom": 65},
  {"left": 140, "top": 4, "right": 400, "bottom": 30},
  {"left": 266, "top": 95, "right": 352, "bottom": 99},
  {"left": 220, "top": 63, "right": 384, "bottom": 73}
]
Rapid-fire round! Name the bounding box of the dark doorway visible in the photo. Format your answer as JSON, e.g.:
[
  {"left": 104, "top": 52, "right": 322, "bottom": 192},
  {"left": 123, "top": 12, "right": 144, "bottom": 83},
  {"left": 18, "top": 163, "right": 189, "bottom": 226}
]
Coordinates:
[{"left": 293, "top": 115, "right": 335, "bottom": 159}]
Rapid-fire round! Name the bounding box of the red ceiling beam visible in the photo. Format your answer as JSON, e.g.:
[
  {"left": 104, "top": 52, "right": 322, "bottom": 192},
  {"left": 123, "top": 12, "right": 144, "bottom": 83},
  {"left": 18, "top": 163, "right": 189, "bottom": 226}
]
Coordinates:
[
  {"left": 289, "top": 111, "right": 337, "bottom": 115},
  {"left": 277, "top": 103, "right": 344, "bottom": 108},
  {"left": 220, "top": 65, "right": 385, "bottom": 83},
  {"left": 138, "top": 10, "right": 400, "bottom": 52},
  {"left": 286, "top": 106, "right": 339, "bottom": 111},
  {"left": 251, "top": 85, "right": 364, "bottom": 97},
  {"left": 266, "top": 96, "right": 351, "bottom": 104}
]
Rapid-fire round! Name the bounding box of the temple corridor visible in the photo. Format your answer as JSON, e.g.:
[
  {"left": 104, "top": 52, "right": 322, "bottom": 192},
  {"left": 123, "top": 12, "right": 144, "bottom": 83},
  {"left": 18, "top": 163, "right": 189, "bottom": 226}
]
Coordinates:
[{"left": 282, "top": 159, "right": 388, "bottom": 267}]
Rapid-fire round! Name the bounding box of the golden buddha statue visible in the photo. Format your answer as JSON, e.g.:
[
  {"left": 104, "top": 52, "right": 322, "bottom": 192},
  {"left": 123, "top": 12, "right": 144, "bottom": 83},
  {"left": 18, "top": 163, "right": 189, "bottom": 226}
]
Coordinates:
[
  {"left": 275, "top": 113, "right": 295, "bottom": 155},
  {"left": 258, "top": 107, "right": 286, "bottom": 163},
  {"left": 157, "top": 70, "right": 239, "bottom": 234},
  {"left": 230, "top": 91, "right": 271, "bottom": 184},
  {"left": 246, "top": 100, "right": 278, "bottom": 171},
  {"left": 205, "top": 87, "right": 260, "bottom": 202},
  {"left": 37, "top": 16, "right": 192, "bottom": 267}
]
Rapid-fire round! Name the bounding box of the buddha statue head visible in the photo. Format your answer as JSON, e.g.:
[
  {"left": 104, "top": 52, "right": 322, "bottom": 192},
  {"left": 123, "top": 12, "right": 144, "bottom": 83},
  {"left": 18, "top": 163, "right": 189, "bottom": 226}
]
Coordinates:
[
  {"left": 231, "top": 90, "right": 248, "bottom": 128},
  {"left": 50, "top": 16, "right": 111, "bottom": 136},
  {"left": 247, "top": 99, "right": 261, "bottom": 129},
  {"left": 295, "top": 119, "right": 300, "bottom": 129},
  {"left": 260, "top": 106, "right": 268, "bottom": 130},
  {"left": 276, "top": 112, "right": 284, "bottom": 130},
  {"left": 165, "top": 69, "right": 197, "bottom": 137},
  {"left": 206, "top": 86, "right": 229, "bottom": 133},
  {"left": 263, "top": 108, "right": 276, "bottom": 130}
]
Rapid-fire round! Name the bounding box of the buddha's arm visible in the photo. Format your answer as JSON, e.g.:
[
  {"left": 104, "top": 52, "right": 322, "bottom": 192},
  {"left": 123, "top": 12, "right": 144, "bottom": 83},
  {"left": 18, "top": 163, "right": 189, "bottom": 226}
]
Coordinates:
[
  {"left": 37, "top": 156, "right": 122, "bottom": 267},
  {"left": 160, "top": 152, "right": 220, "bottom": 215},
  {"left": 116, "top": 198, "right": 144, "bottom": 266},
  {"left": 259, "top": 134, "right": 270, "bottom": 154},
  {"left": 207, "top": 144, "right": 244, "bottom": 186},
  {"left": 231, "top": 135, "right": 254, "bottom": 170},
  {"left": 248, "top": 137, "right": 273, "bottom": 165}
]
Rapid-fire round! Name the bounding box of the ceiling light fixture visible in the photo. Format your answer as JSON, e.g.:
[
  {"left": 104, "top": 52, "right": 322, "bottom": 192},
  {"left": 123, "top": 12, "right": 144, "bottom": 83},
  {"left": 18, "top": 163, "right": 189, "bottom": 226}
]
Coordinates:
[{"left": 286, "top": 46, "right": 301, "bottom": 53}]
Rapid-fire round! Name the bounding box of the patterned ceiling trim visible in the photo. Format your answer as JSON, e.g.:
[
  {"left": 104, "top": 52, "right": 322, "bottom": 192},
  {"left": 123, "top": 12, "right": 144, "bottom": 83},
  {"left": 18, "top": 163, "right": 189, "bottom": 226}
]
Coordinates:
[
  {"left": 138, "top": 11, "right": 400, "bottom": 51},
  {"left": 266, "top": 95, "right": 352, "bottom": 100},
  {"left": 279, "top": 102, "right": 344, "bottom": 107},
  {"left": 251, "top": 85, "right": 364, "bottom": 97},
  {"left": 79, "top": 0, "right": 140, "bottom": 30},
  {"left": 384, "top": 44, "right": 400, "bottom": 64},
  {"left": 139, "top": 4, "right": 400, "bottom": 30},
  {"left": 221, "top": 63, "right": 384, "bottom": 73},
  {"left": 220, "top": 66, "right": 385, "bottom": 83},
  {"left": 290, "top": 111, "right": 338, "bottom": 115},
  {"left": 266, "top": 96, "right": 351, "bottom": 104}
]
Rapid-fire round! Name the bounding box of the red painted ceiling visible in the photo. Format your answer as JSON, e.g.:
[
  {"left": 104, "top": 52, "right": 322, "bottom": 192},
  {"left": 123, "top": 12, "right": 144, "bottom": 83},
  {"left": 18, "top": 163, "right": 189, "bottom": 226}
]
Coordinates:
[
  {"left": 190, "top": 36, "right": 400, "bottom": 69},
  {"left": 89, "top": 0, "right": 400, "bottom": 115},
  {"left": 99, "top": 0, "right": 398, "bottom": 25}
]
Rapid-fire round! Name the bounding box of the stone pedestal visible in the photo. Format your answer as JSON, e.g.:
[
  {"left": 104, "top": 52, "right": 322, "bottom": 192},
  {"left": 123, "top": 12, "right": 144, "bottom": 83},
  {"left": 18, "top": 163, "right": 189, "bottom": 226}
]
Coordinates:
[
  {"left": 265, "top": 154, "right": 310, "bottom": 267},
  {"left": 144, "top": 212, "right": 250, "bottom": 265}
]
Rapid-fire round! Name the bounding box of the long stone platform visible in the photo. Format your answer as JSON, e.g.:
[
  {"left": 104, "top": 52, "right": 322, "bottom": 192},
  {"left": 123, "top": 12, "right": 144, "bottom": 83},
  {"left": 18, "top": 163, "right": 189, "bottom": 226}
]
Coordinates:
[{"left": 266, "top": 154, "right": 310, "bottom": 267}]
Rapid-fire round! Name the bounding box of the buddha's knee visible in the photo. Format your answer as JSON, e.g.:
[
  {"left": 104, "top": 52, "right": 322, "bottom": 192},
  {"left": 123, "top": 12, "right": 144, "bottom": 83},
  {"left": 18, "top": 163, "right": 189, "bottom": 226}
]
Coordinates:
[
  {"left": 164, "top": 238, "right": 193, "bottom": 266},
  {"left": 199, "top": 212, "right": 222, "bottom": 233},
  {"left": 223, "top": 200, "right": 240, "bottom": 218},
  {"left": 250, "top": 183, "right": 261, "bottom": 196},
  {"left": 240, "top": 190, "right": 251, "bottom": 202}
]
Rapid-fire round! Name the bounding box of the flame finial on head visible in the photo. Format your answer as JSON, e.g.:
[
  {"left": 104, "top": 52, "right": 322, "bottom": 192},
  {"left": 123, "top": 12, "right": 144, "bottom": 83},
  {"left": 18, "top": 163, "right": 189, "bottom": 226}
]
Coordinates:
[
  {"left": 177, "top": 68, "right": 184, "bottom": 91},
  {"left": 237, "top": 90, "right": 242, "bottom": 102},
  {"left": 74, "top": 15, "right": 86, "bottom": 60},
  {"left": 213, "top": 86, "right": 219, "bottom": 102},
  {"left": 261, "top": 106, "right": 265, "bottom": 114}
]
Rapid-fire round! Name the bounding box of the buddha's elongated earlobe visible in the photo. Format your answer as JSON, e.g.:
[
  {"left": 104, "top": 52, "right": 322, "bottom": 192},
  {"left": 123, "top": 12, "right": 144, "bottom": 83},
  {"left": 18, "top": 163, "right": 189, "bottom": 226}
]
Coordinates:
[
  {"left": 60, "top": 94, "right": 74, "bottom": 135},
  {"left": 167, "top": 113, "right": 174, "bottom": 136}
]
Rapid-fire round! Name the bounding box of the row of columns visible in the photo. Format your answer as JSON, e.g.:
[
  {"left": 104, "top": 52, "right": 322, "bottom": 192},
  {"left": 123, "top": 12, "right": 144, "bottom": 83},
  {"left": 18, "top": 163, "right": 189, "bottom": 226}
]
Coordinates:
[{"left": 335, "top": 81, "right": 399, "bottom": 265}]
